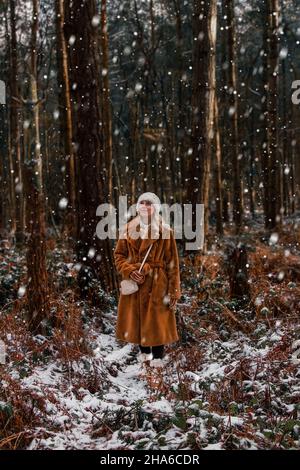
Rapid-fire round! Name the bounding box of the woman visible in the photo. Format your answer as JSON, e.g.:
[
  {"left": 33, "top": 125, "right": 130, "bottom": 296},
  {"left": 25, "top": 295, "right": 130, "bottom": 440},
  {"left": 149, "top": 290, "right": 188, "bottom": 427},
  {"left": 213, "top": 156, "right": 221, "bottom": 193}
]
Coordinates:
[{"left": 113, "top": 192, "right": 181, "bottom": 367}]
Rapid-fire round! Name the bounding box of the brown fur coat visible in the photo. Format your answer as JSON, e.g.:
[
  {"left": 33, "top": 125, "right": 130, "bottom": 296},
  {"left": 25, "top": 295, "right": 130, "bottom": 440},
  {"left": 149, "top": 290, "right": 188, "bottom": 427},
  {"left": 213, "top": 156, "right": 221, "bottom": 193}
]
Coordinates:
[{"left": 113, "top": 215, "right": 181, "bottom": 346}]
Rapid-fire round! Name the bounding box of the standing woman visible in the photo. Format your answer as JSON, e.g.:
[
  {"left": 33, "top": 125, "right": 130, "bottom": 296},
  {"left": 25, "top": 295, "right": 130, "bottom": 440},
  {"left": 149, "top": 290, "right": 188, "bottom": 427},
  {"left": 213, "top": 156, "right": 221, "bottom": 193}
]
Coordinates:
[{"left": 113, "top": 192, "right": 181, "bottom": 366}]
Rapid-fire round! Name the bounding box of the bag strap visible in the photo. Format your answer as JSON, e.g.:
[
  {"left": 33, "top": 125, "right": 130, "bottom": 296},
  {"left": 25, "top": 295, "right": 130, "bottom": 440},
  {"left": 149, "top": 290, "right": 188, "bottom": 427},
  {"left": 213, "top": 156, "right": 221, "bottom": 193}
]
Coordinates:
[{"left": 138, "top": 243, "right": 153, "bottom": 273}]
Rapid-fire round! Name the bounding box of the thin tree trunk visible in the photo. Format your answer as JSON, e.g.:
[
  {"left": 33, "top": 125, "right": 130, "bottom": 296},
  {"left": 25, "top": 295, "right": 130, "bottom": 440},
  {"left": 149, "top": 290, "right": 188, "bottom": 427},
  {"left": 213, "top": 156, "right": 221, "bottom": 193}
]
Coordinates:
[
  {"left": 173, "top": 0, "right": 185, "bottom": 199},
  {"left": 55, "top": 0, "right": 76, "bottom": 239},
  {"left": 100, "top": 0, "right": 113, "bottom": 204},
  {"left": 225, "top": 0, "right": 243, "bottom": 231},
  {"left": 261, "top": 4, "right": 270, "bottom": 227},
  {"left": 219, "top": 4, "right": 230, "bottom": 224},
  {"left": 4, "top": 3, "right": 16, "bottom": 239},
  {"left": 281, "top": 57, "right": 290, "bottom": 216},
  {"left": 8, "top": 0, "right": 23, "bottom": 244},
  {"left": 290, "top": 103, "right": 296, "bottom": 214},
  {"left": 186, "top": 0, "right": 217, "bottom": 253},
  {"left": 249, "top": 108, "right": 256, "bottom": 217},
  {"left": 24, "top": 0, "right": 50, "bottom": 334},
  {"left": 214, "top": 97, "right": 223, "bottom": 235},
  {"left": 265, "top": 0, "right": 282, "bottom": 229}
]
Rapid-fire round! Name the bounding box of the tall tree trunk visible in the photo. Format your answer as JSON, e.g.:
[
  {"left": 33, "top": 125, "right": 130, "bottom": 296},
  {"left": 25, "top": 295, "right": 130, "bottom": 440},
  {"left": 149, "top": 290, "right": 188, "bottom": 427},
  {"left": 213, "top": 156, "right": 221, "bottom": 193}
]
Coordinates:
[
  {"left": 261, "top": 4, "right": 270, "bottom": 228},
  {"left": 281, "top": 57, "right": 290, "bottom": 216},
  {"left": 249, "top": 108, "right": 256, "bottom": 218},
  {"left": 66, "top": 0, "right": 117, "bottom": 292},
  {"left": 214, "top": 98, "right": 223, "bottom": 235},
  {"left": 4, "top": 2, "right": 16, "bottom": 240},
  {"left": 186, "top": 0, "right": 217, "bottom": 253},
  {"left": 24, "top": 0, "right": 50, "bottom": 334},
  {"left": 8, "top": 0, "right": 23, "bottom": 244},
  {"left": 219, "top": 4, "right": 230, "bottom": 224},
  {"left": 265, "top": 0, "right": 282, "bottom": 230},
  {"left": 224, "top": 0, "right": 243, "bottom": 232},
  {"left": 55, "top": 0, "right": 76, "bottom": 239},
  {"left": 100, "top": 0, "right": 113, "bottom": 204},
  {"left": 173, "top": 0, "right": 185, "bottom": 203},
  {"left": 290, "top": 103, "right": 296, "bottom": 214}
]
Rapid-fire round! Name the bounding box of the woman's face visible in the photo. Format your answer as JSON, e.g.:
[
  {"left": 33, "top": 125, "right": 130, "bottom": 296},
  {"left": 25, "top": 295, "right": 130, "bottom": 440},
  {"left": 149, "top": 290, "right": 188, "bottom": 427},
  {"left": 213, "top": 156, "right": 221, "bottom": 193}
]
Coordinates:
[{"left": 138, "top": 199, "right": 154, "bottom": 217}]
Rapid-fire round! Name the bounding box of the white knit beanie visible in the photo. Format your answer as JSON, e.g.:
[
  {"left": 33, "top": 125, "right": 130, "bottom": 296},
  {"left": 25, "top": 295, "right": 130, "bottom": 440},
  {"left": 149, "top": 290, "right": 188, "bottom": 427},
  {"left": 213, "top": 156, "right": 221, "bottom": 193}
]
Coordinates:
[
  {"left": 136, "top": 192, "right": 161, "bottom": 215},
  {"left": 136, "top": 192, "right": 162, "bottom": 238}
]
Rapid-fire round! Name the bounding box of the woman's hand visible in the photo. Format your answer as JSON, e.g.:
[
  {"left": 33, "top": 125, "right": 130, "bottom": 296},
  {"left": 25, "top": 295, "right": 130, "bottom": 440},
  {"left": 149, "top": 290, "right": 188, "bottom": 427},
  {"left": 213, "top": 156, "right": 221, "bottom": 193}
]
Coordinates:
[
  {"left": 169, "top": 296, "right": 178, "bottom": 310},
  {"left": 130, "top": 270, "right": 145, "bottom": 285}
]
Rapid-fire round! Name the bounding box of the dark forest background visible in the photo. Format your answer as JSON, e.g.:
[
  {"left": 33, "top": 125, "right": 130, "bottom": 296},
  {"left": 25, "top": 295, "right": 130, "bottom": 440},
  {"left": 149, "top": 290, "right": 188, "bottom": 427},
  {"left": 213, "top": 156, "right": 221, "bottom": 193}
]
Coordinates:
[
  {"left": 1, "top": 0, "right": 300, "bottom": 327},
  {"left": 0, "top": 1, "right": 300, "bottom": 451}
]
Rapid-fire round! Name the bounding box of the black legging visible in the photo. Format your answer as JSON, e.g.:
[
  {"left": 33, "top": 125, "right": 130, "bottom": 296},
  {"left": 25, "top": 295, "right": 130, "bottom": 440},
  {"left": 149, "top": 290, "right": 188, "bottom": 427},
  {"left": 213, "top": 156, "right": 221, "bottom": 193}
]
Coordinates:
[{"left": 139, "top": 344, "right": 164, "bottom": 359}]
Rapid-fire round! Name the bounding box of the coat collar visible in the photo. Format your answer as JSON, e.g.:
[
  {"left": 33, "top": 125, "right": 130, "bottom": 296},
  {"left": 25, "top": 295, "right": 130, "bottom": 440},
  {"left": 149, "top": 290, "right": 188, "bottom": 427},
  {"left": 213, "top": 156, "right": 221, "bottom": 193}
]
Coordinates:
[{"left": 125, "top": 215, "right": 170, "bottom": 254}]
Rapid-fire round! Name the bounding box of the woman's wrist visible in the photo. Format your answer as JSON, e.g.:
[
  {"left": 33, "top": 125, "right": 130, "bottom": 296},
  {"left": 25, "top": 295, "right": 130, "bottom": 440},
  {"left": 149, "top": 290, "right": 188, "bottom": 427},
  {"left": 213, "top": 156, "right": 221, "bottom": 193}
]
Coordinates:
[{"left": 169, "top": 294, "right": 180, "bottom": 300}]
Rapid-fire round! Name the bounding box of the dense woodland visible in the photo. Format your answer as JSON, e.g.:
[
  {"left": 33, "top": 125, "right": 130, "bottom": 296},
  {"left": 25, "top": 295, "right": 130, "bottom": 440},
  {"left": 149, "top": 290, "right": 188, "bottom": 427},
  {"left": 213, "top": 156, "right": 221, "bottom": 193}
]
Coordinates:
[{"left": 0, "top": 0, "right": 300, "bottom": 451}]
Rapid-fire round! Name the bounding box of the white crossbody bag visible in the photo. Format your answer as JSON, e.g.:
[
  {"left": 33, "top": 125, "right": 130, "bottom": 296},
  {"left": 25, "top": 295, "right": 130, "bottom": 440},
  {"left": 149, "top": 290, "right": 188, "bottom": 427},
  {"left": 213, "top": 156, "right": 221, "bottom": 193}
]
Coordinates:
[{"left": 120, "top": 244, "right": 153, "bottom": 295}]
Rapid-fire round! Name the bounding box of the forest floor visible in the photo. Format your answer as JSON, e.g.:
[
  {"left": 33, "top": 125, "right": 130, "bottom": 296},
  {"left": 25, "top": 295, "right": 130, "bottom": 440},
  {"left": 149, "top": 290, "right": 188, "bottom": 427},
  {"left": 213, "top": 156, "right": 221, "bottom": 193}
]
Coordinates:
[{"left": 0, "top": 212, "right": 300, "bottom": 450}]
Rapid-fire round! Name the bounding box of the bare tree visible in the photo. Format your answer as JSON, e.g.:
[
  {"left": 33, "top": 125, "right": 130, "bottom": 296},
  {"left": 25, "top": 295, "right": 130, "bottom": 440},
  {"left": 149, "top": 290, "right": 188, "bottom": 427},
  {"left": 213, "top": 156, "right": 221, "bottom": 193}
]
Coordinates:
[
  {"left": 186, "top": 0, "right": 217, "bottom": 253},
  {"left": 8, "top": 0, "right": 23, "bottom": 243},
  {"left": 100, "top": 0, "right": 113, "bottom": 204},
  {"left": 23, "top": 0, "right": 50, "bottom": 333},
  {"left": 65, "top": 0, "right": 117, "bottom": 292},
  {"left": 264, "top": 0, "right": 282, "bottom": 230},
  {"left": 55, "top": 0, "right": 76, "bottom": 239},
  {"left": 224, "top": 0, "right": 243, "bottom": 232}
]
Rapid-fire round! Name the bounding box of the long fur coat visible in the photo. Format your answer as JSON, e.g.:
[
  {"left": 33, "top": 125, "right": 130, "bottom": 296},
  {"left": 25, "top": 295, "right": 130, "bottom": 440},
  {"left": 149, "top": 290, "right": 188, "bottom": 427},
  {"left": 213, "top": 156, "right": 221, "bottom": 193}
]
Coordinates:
[{"left": 113, "top": 215, "right": 181, "bottom": 347}]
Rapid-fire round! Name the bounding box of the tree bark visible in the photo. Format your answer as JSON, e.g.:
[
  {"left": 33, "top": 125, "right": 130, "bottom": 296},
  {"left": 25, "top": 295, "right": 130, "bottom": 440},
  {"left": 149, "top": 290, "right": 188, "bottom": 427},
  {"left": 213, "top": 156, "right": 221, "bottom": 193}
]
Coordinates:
[
  {"left": 265, "top": 0, "right": 282, "bottom": 229},
  {"left": 100, "top": 0, "right": 113, "bottom": 204},
  {"left": 55, "top": 0, "right": 76, "bottom": 239},
  {"left": 214, "top": 97, "right": 223, "bottom": 235},
  {"left": 186, "top": 0, "right": 217, "bottom": 253},
  {"left": 8, "top": 0, "right": 23, "bottom": 244},
  {"left": 66, "top": 0, "right": 117, "bottom": 292},
  {"left": 24, "top": 0, "right": 50, "bottom": 334},
  {"left": 224, "top": 0, "right": 243, "bottom": 231}
]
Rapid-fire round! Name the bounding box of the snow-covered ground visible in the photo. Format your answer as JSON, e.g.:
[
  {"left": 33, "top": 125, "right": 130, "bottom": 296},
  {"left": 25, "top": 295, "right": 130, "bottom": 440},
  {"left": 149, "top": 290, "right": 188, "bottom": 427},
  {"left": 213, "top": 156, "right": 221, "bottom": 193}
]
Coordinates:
[
  {"left": 1, "top": 305, "right": 300, "bottom": 450},
  {"left": 1, "top": 217, "right": 300, "bottom": 450}
]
